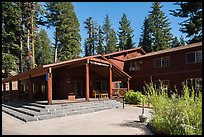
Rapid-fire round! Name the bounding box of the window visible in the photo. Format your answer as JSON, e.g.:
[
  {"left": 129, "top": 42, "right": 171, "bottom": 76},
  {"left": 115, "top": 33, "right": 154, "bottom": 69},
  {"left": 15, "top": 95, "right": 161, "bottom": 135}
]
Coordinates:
[
  {"left": 186, "top": 78, "right": 202, "bottom": 91},
  {"left": 196, "top": 51, "right": 202, "bottom": 62},
  {"left": 154, "top": 57, "right": 169, "bottom": 68},
  {"left": 115, "top": 81, "right": 123, "bottom": 89},
  {"left": 129, "top": 62, "right": 142, "bottom": 71},
  {"left": 195, "top": 78, "right": 202, "bottom": 91},
  {"left": 154, "top": 80, "right": 170, "bottom": 90},
  {"left": 186, "top": 51, "right": 202, "bottom": 64},
  {"left": 41, "top": 84, "right": 46, "bottom": 94}
]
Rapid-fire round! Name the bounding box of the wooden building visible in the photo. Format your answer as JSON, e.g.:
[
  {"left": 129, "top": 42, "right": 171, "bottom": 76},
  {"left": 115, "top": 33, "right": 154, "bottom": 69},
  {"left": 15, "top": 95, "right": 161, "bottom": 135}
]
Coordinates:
[
  {"left": 125, "top": 42, "right": 202, "bottom": 93},
  {"left": 2, "top": 42, "right": 202, "bottom": 104},
  {"left": 2, "top": 55, "right": 131, "bottom": 105}
]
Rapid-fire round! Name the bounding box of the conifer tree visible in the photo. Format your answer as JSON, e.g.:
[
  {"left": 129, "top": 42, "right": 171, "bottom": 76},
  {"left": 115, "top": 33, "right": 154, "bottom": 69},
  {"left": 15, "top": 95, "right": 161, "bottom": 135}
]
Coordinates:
[
  {"left": 57, "top": 2, "right": 81, "bottom": 61},
  {"left": 96, "top": 25, "right": 105, "bottom": 54},
  {"left": 107, "top": 29, "right": 118, "bottom": 53},
  {"left": 171, "top": 37, "right": 180, "bottom": 48},
  {"left": 35, "top": 29, "right": 53, "bottom": 66},
  {"left": 148, "top": 2, "right": 173, "bottom": 51},
  {"left": 102, "top": 15, "right": 118, "bottom": 53},
  {"left": 45, "top": 2, "right": 81, "bottom": 62},
  {"left": 2, "top": 2, "right": 21, "bottom": 77},
  {"left": 180, "top": 35, "right": 185, "bottom": 46},
  {"left": 170, "top": 2, "right": 202, "bottom": 43},
  {"left": 84, "top": 17, "right": 98, "bottom": 56},
  {"left": 138, "top": 17, "right": 152, "bottom": 53},
  {"left": 118, "top": 13, "right": 134, "bottom": 50}
]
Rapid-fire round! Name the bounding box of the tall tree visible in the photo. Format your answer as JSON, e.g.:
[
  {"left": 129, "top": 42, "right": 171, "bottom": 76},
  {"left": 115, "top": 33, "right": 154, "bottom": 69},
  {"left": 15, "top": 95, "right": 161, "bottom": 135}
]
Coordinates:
[
  {"left": 56, "top": 2, "right": 81, "bottom": 61},
  {"left": 46, "top": 2, "right": 81, "bottom": 62},
  {"left": 84, "top": 17, "right": 98, "bottom": 56},
  {"left": 35, "top": 29, "right": 53, "bottom": 66},
  {"left": 96, "top": 25, "right": 105, "bottom": 54},
  {"left": 138, "top": 17, "right": 152, "bottom": 53},
  {"left": 106, "top": 29, "right": 118, "bottom": 53},
  {"left": 171, "top": 36, "right": 186, "bottom": 48},
  {"left": 2, "top": 2, "right": 21, "bottom": 77},
  {"left": 170, "top": 2, "right": 202, "bottom": 44},
  {"left": 118, "top": 13, "right": 134, "bottom": 50},
  {"left": 180, "top": 35, "right": 185, "bottom": 46},
  {"left": 171, "top": 37, "right": 180, "bottom": 48},
  {"left": 148, "top": 2, "right": 173, "bottom": 51},
  {"left": 45, "top": 2, "right": 60, "bottom": 62}
]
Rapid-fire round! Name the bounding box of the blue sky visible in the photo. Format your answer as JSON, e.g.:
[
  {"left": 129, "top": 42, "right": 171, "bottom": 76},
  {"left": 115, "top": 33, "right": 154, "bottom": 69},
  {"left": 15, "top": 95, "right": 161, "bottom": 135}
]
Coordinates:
[{"left": 40, "top": 2, "right": 186, "bottom": 54}]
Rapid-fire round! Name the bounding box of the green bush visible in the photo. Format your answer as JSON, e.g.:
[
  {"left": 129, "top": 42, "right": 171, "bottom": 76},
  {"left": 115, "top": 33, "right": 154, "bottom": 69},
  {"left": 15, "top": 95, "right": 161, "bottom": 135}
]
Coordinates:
[
  {"left": 124, "top": 90, "right": 147, "bottom": 105},
  {"left": 144, "top": 82, "right": 202, "bottom": 135}
]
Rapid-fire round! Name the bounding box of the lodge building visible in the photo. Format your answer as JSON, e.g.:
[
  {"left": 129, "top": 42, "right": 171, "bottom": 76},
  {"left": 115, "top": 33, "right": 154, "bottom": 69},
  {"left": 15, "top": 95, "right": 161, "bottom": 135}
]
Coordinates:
[{"left": 2, "top": 42, "right": 202, "bottom": 105}]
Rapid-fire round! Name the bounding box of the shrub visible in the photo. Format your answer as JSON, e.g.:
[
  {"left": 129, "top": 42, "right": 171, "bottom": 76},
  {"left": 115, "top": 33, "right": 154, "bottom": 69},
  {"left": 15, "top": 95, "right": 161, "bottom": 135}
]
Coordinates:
[
  {"left": 144, "top": 81, "right": 202, "bottom": 135},
  {"left": 124, "top": 90, "right": 147, "bottom": 105}
]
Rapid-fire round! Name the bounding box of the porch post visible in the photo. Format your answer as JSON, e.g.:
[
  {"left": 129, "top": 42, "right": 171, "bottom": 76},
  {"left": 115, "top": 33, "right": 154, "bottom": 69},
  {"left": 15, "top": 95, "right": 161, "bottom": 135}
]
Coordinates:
[
  {"left": 86, "top": 59, "right": 90, "bottom": 101},
  {"left": 3, "top": 83, "right": 6, "bottom": 92},
  {"left": 9, "top": 82, "right": 12, "bottom": 101},
  {"left": 18, "top": 79, "right": 21, "bottom": 100},
  {"left": 29, "top": 75, "right": 34, "bottom": 100},
  {"left": 127, "top": 78, "right": 130, "bottom": 92},
  {"left": 109, "top": 65, "right": 112, "bottom": 99},
  {"left": 47, "top": 68, "right": 52, "bottom": 105}
]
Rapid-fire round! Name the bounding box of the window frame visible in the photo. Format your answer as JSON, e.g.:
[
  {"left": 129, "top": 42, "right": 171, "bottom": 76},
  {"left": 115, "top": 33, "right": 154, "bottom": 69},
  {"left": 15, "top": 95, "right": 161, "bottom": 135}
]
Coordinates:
[
  {"left": 154, "top": 56, "right": 169, "bottom": 68},
  {"left": 154, "top": 80, "right": 170, "bottom": 90},
  {"left": 186, "top": 50, "right": 202, "bottom": 64},
  {"left": 129, "top": 61, "right": 142, "bottom": 71}
]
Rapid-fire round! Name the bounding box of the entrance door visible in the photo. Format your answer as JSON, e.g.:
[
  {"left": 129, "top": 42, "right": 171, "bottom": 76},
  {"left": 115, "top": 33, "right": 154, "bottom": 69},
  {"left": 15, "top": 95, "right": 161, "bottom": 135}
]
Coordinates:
[{"left": 74, "top": 81, "right": 82, "bottom": 97}]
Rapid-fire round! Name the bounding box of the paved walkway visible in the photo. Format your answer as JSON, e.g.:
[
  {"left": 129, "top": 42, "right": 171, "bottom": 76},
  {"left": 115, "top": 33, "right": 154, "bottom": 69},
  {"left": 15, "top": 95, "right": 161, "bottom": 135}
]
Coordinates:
[{"left": 2, "top": 105, "right": 154, "bottom": 135}]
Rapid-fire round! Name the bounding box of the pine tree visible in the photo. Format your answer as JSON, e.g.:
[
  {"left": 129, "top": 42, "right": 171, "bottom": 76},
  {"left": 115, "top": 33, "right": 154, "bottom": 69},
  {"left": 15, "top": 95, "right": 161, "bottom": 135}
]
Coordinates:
[
  {"left": 148, "top": 2, "right": 173, "bottom": 51},
  {"left": 2, "top": 2, "right": 21, "bottom": 77},
  {"left": 180, "top": 35, "right": 185, "bottom": 46},
  {"left": 171, "top": 37, "right": 180, "bottom": 48},
  {"left": 118, "top": 13, "right": 134, "bottom": 50},
  {"left": 96, "top": 25, "right": 105, "bottom": 54},
  {"left": 138, "top": 17, "right": 152, "bottom": 53},
  {"left": 46, "top": 2, "right": 81, "bottom": 62},
  {"left": 56, "top": 2, "right": 82, "bottom": 61},
  {"left": 35, "top": 29, "right": 53, "bottom": 66},
  {"left": 106, "top": 29, "right": 118, "bottom": 53},
  {"left": 45, "top": 2, "right": 61, "bottom": 62},
  {"left": 84, "top": 17, "right": 98, "bottom": 56},
  {"left": 170, "top": 2, "right": 202, "bottom": 43}
]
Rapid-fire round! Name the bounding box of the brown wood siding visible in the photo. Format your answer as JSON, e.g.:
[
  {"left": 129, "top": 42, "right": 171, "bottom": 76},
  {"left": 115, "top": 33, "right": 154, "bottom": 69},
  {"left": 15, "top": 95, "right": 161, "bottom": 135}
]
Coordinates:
[{"left": 125, "top": 46, "right": 202, "bottom": 92}]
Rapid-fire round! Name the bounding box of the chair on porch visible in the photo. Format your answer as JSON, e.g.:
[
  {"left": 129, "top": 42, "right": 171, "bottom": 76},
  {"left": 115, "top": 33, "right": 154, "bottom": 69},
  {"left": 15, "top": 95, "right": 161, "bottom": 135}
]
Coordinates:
[
  {"left": 100, "top": 90, "right": 108, "bottom": 98},
  {"left": 92, "top": 90, "right": 99, "bottom": 98}
]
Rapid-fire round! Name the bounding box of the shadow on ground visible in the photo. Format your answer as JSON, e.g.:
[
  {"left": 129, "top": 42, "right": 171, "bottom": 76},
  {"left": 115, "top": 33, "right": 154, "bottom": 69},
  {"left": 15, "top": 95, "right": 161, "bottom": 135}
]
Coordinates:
[{"left": 116, "top": 120, "right": 154, "bottom": 135}]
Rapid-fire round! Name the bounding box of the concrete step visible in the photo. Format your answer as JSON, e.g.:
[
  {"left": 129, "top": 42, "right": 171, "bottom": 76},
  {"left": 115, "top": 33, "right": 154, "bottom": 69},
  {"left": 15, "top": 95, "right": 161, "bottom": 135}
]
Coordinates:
[
  {"left": 36, "top": 113, "right": 66, "bottom": 121},
  {"left": 2, "top": 106, "right": 37, "bottom": 122},
  {"left": 2, "top": 100, "right": 123, "bottom": 122}
]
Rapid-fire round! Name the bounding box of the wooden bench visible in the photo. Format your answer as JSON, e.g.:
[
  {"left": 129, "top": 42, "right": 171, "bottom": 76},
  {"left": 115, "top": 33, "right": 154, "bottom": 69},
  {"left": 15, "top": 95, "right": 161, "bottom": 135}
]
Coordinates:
[{"left": 100, "top": 93, "right": 108, "bottom": 98}]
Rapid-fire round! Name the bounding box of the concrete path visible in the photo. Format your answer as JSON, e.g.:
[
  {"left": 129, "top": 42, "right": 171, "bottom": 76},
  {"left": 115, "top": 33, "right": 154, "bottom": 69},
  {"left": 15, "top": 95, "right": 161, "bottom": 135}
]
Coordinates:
[{"left": 2, "top": 105, "right": 154, "bottom": 135}]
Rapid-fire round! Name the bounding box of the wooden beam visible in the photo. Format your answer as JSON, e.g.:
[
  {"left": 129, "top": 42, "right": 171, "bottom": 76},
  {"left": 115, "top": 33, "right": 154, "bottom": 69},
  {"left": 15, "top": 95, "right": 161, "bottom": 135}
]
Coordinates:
[
  {"left": 9, "top": 82, "right": 12, "bottom": 101},
  {"left": 89, "top": 57, "right": 110, "bottom": 65},
  {"left": 127, "top": 78, "right": 130, "bottom": 92},
  {"left": 109, "top": 65, "right": 112, "bottom": 99},
  {"left": 18, "top": 79, "right": 21, "bottom": 100},
  {"left": 29, "top": 75, "right": 33, "bottom": 100},
  {"left": 47, "top": 68, "right": 52, "bottom": 105},
  {"left": 3, "top": 83, "right": 6, "bottom": 92},
  {"left": 86, "top": 61, "right": 90, "bottom": 101}
]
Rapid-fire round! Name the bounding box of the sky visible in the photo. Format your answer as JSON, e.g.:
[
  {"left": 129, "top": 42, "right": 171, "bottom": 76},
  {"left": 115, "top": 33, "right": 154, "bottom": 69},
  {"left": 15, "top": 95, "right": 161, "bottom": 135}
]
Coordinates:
[{"left": 40, "top": 2, "right": 186, "bottom": 55}]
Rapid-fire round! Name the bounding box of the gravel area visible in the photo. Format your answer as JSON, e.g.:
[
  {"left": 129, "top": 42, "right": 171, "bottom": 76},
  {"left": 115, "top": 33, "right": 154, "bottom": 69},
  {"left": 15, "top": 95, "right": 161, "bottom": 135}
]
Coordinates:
[{"left": 2, "top": 105, "right": 154, "bottom": 135}]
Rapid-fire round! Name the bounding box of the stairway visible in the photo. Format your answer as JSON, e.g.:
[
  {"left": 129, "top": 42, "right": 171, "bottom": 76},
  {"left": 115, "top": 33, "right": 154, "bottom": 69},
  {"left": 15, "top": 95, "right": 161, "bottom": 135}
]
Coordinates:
[{"left": 2, "top": 100, "right": 123, "bottom": 122}]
